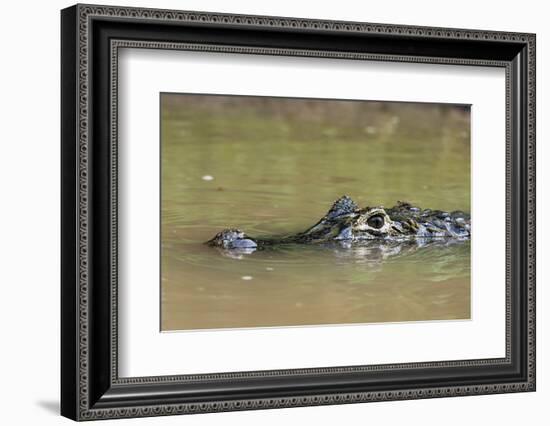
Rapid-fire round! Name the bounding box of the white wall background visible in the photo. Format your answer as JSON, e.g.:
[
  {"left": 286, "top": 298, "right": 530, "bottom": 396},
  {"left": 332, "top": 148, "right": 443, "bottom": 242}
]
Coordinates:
[{"left": 0, "top": 0, "right": 546, "bottom": 424}]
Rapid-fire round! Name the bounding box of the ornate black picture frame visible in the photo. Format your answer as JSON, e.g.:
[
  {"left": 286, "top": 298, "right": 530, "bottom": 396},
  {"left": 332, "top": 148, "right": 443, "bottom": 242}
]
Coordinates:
[{"left": 61, "top": 4, "right": 536, "bottom": 421}]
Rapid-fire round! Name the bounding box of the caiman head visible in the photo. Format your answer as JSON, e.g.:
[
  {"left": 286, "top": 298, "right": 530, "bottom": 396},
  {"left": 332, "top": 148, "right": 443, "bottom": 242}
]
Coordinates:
[{"left": 289, "top": 195, "right": 470, "bottom": 243}]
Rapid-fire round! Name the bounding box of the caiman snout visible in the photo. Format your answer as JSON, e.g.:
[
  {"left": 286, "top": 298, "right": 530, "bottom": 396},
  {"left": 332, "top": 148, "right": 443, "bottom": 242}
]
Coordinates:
[{"left": 206, "top": 228, "right": 258, "bottom": 249}]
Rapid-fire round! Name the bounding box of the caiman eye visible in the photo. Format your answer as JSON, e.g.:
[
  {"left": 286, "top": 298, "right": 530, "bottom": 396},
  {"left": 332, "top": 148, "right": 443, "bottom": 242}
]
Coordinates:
[{"left": 367, "top": 214, "right": 385, "bottom": 229}]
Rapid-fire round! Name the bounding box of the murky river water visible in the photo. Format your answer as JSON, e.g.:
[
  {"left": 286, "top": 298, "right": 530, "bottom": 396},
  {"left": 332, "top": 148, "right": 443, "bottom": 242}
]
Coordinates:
[{"left": 160, "top": 95, "right": 470, "bottom": 331}]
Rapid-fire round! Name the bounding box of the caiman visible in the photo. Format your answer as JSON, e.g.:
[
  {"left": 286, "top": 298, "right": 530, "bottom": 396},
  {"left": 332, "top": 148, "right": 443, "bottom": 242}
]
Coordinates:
[{"left": 206, "top": 195, "right": 470, "bottom": 251}]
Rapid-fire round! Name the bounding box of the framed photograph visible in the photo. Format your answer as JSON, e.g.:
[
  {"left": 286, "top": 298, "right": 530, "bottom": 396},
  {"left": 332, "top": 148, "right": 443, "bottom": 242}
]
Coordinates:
[{"left": 61, "top": 4, "right": 536, "bottom": 421}]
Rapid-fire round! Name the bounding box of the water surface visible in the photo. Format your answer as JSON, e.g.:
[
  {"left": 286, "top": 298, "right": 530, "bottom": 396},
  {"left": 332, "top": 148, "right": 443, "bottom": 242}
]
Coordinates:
[{"left": 161, "top": 95, "right": 471, "bottom": 330}]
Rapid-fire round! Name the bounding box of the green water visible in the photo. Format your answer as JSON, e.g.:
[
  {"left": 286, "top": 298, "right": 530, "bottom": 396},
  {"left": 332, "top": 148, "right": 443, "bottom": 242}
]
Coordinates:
[{"left": 160, "top": 95, "right": 471, "bottom": 331}]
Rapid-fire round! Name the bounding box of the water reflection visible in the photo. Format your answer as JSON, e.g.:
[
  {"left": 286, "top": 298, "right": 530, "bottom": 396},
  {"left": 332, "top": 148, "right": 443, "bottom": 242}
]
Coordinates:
[{"left": 214, "top": 238, "right": 467, "bottom": 266}]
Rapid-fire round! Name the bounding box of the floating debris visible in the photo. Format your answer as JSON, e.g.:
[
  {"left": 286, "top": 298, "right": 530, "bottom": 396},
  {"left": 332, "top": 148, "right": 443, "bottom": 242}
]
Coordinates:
[
  {"left": 266, "top": 267, "right": 274, "bottom": 271},
  {"left": 365, "top": 126, "right": 377, "bottom": 135},
  {"left": 202, "top": 175, "right": 214, "bottom": 181},
  {"left": 241, "top": 275, "right": 253, "bottom": 281}
]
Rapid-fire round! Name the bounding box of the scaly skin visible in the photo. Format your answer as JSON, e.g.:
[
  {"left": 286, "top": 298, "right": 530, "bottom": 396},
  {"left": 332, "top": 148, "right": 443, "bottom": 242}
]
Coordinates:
[{"left": 206, "top": 195, "right": 470, "bottom": 251}]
